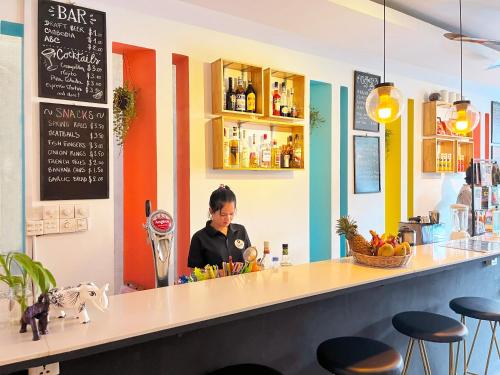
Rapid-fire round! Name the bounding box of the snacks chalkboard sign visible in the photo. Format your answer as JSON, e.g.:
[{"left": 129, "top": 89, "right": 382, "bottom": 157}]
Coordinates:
[
  {"left": 354, "top": 135, "right": 381, "bottom": 194},
  {"left": 354, "top": 71, "right": 380, "bottom": 132},
  {"left": 491, "top": 101, "right": 500, "bottom": 144},
  {"left": 40, "top": 103, "right": 109, "bottom": 200},
  {"left": 38, "top": 0, "right": 107, "bottom": 103}
]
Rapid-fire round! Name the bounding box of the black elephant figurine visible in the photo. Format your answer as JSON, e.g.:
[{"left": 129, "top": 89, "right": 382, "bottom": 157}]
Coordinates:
[{"left": 20, "top": 293, "right": 50, "bottom": 341}]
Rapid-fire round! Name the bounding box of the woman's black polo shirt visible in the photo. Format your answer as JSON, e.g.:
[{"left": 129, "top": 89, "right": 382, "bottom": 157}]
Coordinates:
[{"left": 188, "top": 221, "right": 251, "bottom": 268}]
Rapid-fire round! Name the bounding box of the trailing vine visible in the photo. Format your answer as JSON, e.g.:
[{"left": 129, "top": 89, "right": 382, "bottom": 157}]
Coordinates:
[
  {"left": 309, "top": 106, "right": 326, "bottom": 134},
  {"left": 113, "top": 83, "right": 137, "bottom": 146}
]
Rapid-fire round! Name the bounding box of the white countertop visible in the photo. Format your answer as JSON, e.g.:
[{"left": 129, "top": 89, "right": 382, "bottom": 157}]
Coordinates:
[{"left": 0, "top": 243, "right": 498, "bottom": 368}]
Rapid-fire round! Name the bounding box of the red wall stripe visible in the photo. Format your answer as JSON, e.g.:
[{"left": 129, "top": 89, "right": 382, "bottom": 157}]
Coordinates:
[
  {"left": 172, "top": 54, "right": 190, "bottom": 278},
  {"left": 473, "top": 115, "right": 481, "bottom": 159},
  {"left": 485, "top": 113, "right": 490, "bottom": 159},
  {"left": 113, "top": 42, "right": 157, "bottom": 289}
]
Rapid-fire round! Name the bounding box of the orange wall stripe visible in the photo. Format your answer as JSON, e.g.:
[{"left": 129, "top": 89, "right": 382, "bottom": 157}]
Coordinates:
[
  {"left": 485, "top": 113, "right": 490, "bottom": 159},
  {"left": 473, "top": 115, "right": 481, "bottom": 159},
  {"left": 113, "top": 42, "right": 157, "bottom": 289},
  {"left": 172, "top": 54, "right": 190, "bottom": 278}
]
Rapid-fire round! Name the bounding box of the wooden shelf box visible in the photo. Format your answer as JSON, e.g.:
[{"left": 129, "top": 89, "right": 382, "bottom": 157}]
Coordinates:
[
  {"left": 456, "top": 140, "right": 474, "bottom": 172},
  {"left": 263, "top": 68, "right": 305, "bottom": 121},
  {"left": 212, "top": 116, "right": 304, "bottom": 170},
  {"left": 422, "top": 138, "right": 456, "bottom": 173},
  {"left": 211, "top": 58, "right": 264, "bottom": 117},
  {"left": 423, "top": 101, "right": 472, "bottom": 139}
]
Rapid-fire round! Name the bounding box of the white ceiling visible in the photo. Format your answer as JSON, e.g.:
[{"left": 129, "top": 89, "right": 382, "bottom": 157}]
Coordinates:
[{"left": 99, "top": 0, "right": 500, "bottom": 90}]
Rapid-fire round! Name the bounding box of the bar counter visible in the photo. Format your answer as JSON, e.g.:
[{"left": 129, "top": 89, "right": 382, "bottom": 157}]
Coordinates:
[{"left": 1, "top": 243, "right": 499, "bottom": 374}]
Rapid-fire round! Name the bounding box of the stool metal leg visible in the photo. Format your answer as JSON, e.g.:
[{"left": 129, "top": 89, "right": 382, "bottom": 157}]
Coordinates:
[
  {"left": 488, "top": 320, "right": 500, "bottom": 359},
  {"left": 418, "top": 340, "right": 432, "bottom": 375},
  {"left": 449, "top": 342, "right": 455, "bottom": 375},
  {"left": 422, "top": 341, "right": 432, "bottom": 374},
  {"left": 466, "top": 319, "right": 482, "bottom": 369},
  {"left": 485, "top": 322, "right": 497, "bottom": 375},
  {"left": 402, "top": 338, "right": 415, "bottom": 375},
  {"left": 454, "top": 316, "right": 467, "bottom": 375}
]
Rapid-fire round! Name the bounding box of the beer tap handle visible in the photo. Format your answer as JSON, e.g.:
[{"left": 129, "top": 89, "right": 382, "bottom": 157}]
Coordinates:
[{"left": 145, "top": 200, "right": 151, "bottom": 218}]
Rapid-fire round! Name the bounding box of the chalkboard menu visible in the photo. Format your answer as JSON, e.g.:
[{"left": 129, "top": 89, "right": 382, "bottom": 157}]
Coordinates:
[
  {"left": 354, "top": 71, "right": 380, "bottom": 132},
  {"left": 40, "top": 103, "right": 109, "bottom": 200},
  {"left": 354, "top": 135, "right": 381, "bottom": 194},
  {"left": 38, "top": 0, "right": 107, "bottom": 103},
  {"left": 491, "top": 101, "right": 500, "bottom": 144}
]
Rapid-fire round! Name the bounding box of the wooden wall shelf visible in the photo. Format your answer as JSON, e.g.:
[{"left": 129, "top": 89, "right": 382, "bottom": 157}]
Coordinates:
[
  {"left": 423, "top": 101, "right": 473, "bottom": 138},
  {"left": 263, "top": 68, "right": 305, "bottom": 121}
]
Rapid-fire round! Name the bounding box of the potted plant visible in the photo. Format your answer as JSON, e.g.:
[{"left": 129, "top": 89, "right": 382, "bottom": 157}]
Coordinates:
[
  {"left": 0, "top": 252, "right": 56, "bottom": 321},
  {"left": 309, "top": 106, "right": 326, "bottom": 134},
  {"left": 113, "top": 83, "right": 137, "bottom": 147}
]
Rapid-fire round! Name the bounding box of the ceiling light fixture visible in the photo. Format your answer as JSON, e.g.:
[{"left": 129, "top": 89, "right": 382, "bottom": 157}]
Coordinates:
[
  {"left": 365, "top": 0, "right": 404, "bottom": 124},
  {"left": 447, "top": 0, "right": 480, "bottom": 136}
]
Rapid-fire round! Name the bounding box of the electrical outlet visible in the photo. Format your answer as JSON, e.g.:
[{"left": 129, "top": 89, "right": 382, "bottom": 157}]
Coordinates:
[
  {"left": 59, "top": 218, "right": 76, "bottom": 233},
  {"left": 76, "top": 218, "right": 88, "bottom": 231},
  {"left": 29, "top": 362, "right": 60, "bottom": 375}
]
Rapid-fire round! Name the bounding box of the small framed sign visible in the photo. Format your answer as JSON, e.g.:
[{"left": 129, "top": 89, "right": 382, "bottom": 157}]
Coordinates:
[
  {"left": 354, "top": 135, "right": 381, "bottom": 194},
  {"left": 354, "top": 71, "right": 380, "bottom": 132},
  {"left": 491, "top": 101, "right": 500, "bottom": 144}
]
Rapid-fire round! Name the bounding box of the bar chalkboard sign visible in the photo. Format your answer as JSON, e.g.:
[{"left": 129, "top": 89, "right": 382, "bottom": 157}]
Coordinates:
[
  {"left": 354, "top": 71, "right": 380, "bottom": 132},
  {"left": 354, "top": 135, "right": 381, "bottom": 194},
  {"left": 40, "top": 102, "right": 109, "bottom": 200},
  {"left": 38, "top": 0, "right": 107, "bottom": 103},
  {"left": 491, "top": 101, "right": 500, "bottom": 144}
]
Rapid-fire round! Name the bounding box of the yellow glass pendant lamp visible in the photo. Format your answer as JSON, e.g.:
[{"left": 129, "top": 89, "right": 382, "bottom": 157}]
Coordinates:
[
  {"left": 446, "top": 0, "right": 480, "bottom": 136},
  {"left": 365, "top": 0, "right": 404, "bottom": 124}
]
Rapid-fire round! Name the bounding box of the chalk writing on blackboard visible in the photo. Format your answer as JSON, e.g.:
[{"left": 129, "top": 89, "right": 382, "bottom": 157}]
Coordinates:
[
  {"left": 354, "top": 135, "right": 381, "bottom": 194},
  {"left": 354, "top": 71, "right": 380, "bottom": 132},
  {"left": 40, "top": 102, "right": 109, "bottom": 200}
]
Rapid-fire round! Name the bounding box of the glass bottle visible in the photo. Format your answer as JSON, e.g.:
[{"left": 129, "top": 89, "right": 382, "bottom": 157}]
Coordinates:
[
  {"left": 292, "top": 134, "right": 303, "bottom": 168},
  {"left": 261, "top": 241, "right": 272, "bottom": 270},
  {"left": 229, "top": 127, "right": 240, "bottom": 167},
  {"left": 260, "top": 134, "right": 271, "bottom": 168},
  {"left": 249, "top": 133, "right": 260, "bottom": 168},
  {"left": 272, "top": 256, "right": 280, "bottom": 270},
  {"left": 280, "top": 244, "right": 292, "bottom": 266},
  {"left": 271, "top": 140, "right": 281, "bottom": 169},
  {"left": 223, "top": 127, "right": 230, "bottom": 168},
  {"left": 225, "top": 77, "right": 236, "bottom": 111},
  {"left": 272, "top": 81, "right": 281, "bottom": 116},
  {"left": 240, "top": 129, "right": 250, "bottom": 168},
  {"left": 235, "top": 78, "right": 246, "bottom": 112},
  {"left": 289, "top": 88, "right": 298, "bottom": 118},
  {"left": 280, "top": 82, "right": 289, "bottom": 117},
  {"left": 246, "top": 80, "right": 257, "bottom": 113}
]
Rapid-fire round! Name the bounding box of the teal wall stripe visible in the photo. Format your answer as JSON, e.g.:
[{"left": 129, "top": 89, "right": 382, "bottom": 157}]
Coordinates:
[
  {"left": 309, "top": 81, "right": 332, "bottom": 262},
  {"left": 339, "top": 86, "right": 349, "bottom": 257},
  {"left": 1, "top": 21, "right": 25, "bottom": 252}
]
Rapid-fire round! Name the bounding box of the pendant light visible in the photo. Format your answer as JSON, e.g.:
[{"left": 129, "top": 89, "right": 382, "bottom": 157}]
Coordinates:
[
  {"left": 365, "top": 0, "right": 404, "bottom": 124},
  {"left": 447, "top": 0, "right": 480, "bottom": 136}
]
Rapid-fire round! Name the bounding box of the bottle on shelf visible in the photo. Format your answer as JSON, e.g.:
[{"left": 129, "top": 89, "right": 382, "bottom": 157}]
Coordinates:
[
  {"left": 223, "top": 127, "right": 230, "bottom": 168},
  {"left": 225, "top": 77, "right": 236, "bottom": 111},
  {"left": 292, "top": 134, "right": 302, "bottom": 168},
  {"left": 289, "top": 88, "right": 298, "bottom": 118},
  {"left": 260, "top": 241, "right": 272, "bottom": 270},
  {"left": 280, "top": 244, "right": 292, "bottom": 266},
  {"left": 240, "top": 129, "right": 250, "bottom": 168},
  {"left": 280, "top": 82, "right": 289, "bottom": 117},
  {"left": 229, "top": 127, "right": 240, "bottom": 168},
  {"left": 235, "top": 77, "right": 246, "bottom": 112},
  {"left": 271, "top": 140, "right": 281, "bottom": 169},
  {"left": 246, "top": 80, "right": 256, "bottom": 113},
  {"left": 260, "top": 134, "right": 271, "bottom": 168},
  {"left": 272, "top": 81, "right": 281, "bottom": 116},
  {"left": 249, "top": 133, "right": 260, "bottom": 168},
  {"left": 447, "top": 153, "right": 452, "bottom": 171}
]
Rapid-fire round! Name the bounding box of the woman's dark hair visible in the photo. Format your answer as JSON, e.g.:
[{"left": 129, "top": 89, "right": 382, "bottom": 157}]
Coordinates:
[
  {"left": 209, "top": 185, "right": 236, "bottom": 213},
  {"left": 465, "top": 165, "right": 473, "bottom": 185}
]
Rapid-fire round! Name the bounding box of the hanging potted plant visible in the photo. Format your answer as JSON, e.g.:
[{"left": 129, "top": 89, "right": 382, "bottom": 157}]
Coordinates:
[
  {"left": 113, "top": 82, "right": 137, "bottom": 147},
  {"left": 309, "top": 106, "right": 326, "bottom": 134}
]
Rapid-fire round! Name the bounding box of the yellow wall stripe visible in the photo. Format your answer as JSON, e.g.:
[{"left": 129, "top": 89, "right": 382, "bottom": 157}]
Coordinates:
[
  {"left": 407, "top": 99, "right": 414, "bottom": 218},
  {"left": 385, "top": 117, "right": 401, "bottom": 235}
]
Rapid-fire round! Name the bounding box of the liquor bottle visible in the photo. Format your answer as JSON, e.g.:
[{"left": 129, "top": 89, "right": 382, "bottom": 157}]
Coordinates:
[
  {"left": 272, "top": 81, "right": 281, "bottom": 116},
  {"left": 246, "top": 80, "right": 257, "bottom": 113},
  {"left": 260, "top": 134, "right": 271, "bottom": 168},
  {"left": 280, "top": 82, "right": 289, "bottom": 117},
  {"left": 240, "top": 129, "right": 250, "bottom": 168},
  {"left": 292, "top": 134, "right": 302, "bottom": 168},
  {"left": 260, "top": 241, "right": 272, "bottom": 269},
  {"left": 225, "top": 77, "right": 236, "bottom": 111},
  {"left": 249, "top": 133, "right": 260, "bottom": 168},
  {"left": 223, "top": 127, "right": 230, "bottom": 168},
  {"left": 280, "top": 244, "right": 292, "bottom": 266},
  {"left": 235, "top": 78, "right": 246, "bottom": 112},
  {"left": 229, "top": 127, "right": 240, "bottom": 167},
  {"left": 289, "top": 88, "right": 298, "bottom": 118},
  {"left": 271, "top": 140, "right": 281, "bottom": 169}
]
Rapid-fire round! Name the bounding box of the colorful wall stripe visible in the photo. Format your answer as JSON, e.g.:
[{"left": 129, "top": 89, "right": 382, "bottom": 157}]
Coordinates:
[
  {"left": 309, "top": 81, "right": 332, "bottom": 261},
  {"left": 473, "top": 116, "right": 481, "bottom": 158},
  {"left": 385, "top": 117, "right": 401, "bottom": 235},
  {"left": 339, "top": 86, "right": 349, "bottom": 257},
  {"left": 407, "top": 99, "right": 414, "bottom": 218}
]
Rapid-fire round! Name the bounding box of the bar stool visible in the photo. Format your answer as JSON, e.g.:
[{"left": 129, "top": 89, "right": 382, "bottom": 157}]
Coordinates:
[
  {"left": 208, "top": 364, "right": 282, "bottom": 374},
  {"left": 450, "top": 297, "right": 500, "bottom": 374},
  {"left": 316, "top": 336, "right": 403, "bottom": 374},
  {"left": 392, "top": 311, "right": 468, "bottom": 375}
]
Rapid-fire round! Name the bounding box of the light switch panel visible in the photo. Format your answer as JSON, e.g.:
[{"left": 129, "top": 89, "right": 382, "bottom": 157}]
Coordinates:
[
  {"left": 43, "top": 206, "right": 59, "bottom": 220},
  {"left": 26, "top": 220, "right": 44, "bottom": 236},
  {"left": 59, "top": 205, "right": 74, "bottom": 219},
  {"left": 59, "top": 219, "right": 76, "bottom": 233},
  {"left": 43, "top": 219, "right": 59, "bottom": 234},
  {"left": 74, "top": 205, "right": 89, "bottom": 218},
  {"left": 76, "top": 218, "right": 88, "bottom": 231}
]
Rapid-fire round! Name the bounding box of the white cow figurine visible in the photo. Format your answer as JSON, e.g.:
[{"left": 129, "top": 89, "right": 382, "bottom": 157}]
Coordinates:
[{"left": 48, "top": 282, "right": 109, "bottom": 324}]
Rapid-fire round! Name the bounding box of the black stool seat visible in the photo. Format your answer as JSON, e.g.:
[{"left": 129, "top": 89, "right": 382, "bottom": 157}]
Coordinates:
[
  {"left": 208, "top": 364, "right": 282, "bottom": 375},
  {"left": 392, "top": 311, "right": 468, "bottom": 343},
  {"left": 317, "top": 337, "right": 403, "bottom": 374},
  {"left": 450, "top": 297, "right": 500, "bottom": 322}
]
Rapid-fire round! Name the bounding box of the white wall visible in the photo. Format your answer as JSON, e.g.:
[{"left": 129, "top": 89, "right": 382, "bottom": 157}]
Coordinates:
[
  {"left": 9, "top": 0, "right": 500, "bottom": 291},
  {"left": 0, "top": 0, "right": 23, "bottom": 23}
]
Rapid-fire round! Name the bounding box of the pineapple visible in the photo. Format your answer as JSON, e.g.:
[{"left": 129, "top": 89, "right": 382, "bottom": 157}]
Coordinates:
[{"left": 336, "top": 216, "right": 372, "bottom": 255}]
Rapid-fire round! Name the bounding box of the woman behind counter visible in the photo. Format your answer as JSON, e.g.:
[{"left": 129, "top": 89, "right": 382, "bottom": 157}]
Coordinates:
[{"left": 188, "top": 185, "right": 251, "bottom": 268}]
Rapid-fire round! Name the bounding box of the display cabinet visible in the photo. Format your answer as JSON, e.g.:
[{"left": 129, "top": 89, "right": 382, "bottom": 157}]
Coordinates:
[{"left": 263, "top": 68, "right": 305, "bottom": 121}]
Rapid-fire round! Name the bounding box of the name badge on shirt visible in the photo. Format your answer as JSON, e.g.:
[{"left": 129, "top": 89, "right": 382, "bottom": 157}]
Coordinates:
[{"left": 234, "top": 239, "right": 245, "bottom": 249}]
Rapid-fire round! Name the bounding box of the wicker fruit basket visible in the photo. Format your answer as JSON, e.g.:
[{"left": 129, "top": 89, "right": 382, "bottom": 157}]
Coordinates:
[{"left": 351, "top": 251, "right": 412, "bottom": 268}]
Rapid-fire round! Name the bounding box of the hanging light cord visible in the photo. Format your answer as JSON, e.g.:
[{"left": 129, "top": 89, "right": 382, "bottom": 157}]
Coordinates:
[
  {"left": 459, "top": 0, "right": 463, "bottom": 100},
  {"left": 383, "top": 0, "right": 386, "bottom": 82}
]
